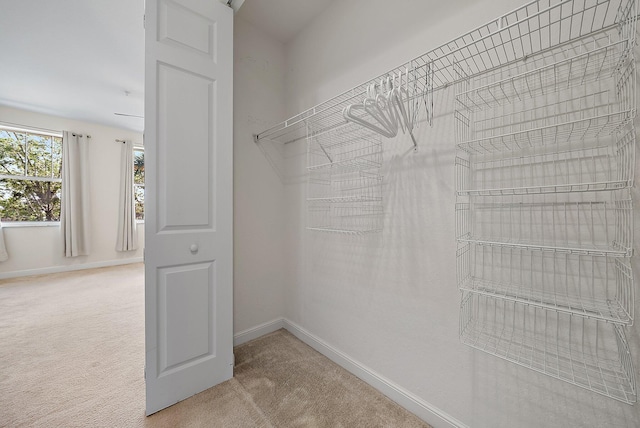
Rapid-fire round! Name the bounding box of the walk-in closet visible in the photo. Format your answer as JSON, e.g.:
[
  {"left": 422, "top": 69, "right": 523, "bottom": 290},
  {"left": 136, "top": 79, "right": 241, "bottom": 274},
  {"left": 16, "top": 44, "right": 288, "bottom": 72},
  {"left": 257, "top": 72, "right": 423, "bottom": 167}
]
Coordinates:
[{"left": 247, "top": 0, "right": 640, "bottom": 426}]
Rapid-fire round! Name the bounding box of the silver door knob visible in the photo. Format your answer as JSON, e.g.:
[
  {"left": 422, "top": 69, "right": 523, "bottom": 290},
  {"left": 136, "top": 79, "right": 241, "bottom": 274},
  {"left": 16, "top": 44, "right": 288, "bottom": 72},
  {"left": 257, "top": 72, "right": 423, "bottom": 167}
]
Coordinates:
[{"left": 190, "top": 244, "right": 198, "bottom": 253}]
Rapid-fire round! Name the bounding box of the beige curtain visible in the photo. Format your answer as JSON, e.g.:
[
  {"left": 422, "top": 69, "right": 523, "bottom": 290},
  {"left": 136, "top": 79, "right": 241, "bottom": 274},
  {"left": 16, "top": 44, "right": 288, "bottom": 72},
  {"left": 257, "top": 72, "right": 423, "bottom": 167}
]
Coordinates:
[
  {"left": 116, "top": 140, "right": 138, "bottom": 251},
  {"left": 0, "top": 220, "right": 8, "bottom": 262},
  {"left": 61, "top": 131, "right": 90, "bottom": 257}
]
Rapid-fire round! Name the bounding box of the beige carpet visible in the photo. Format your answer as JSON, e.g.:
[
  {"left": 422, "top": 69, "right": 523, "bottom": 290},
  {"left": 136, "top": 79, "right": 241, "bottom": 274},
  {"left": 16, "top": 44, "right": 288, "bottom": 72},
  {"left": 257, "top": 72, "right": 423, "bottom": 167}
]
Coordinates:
[{"left": 0, "top": 264, "right": 430, "bottom": 428}]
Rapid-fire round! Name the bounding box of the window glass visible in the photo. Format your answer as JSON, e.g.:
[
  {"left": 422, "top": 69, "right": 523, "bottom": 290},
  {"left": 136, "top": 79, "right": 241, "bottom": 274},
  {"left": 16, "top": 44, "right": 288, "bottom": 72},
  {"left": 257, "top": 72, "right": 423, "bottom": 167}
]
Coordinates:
[
  {"left": 133, "top": 148, "right": 144, "bottom": 220},
  {"left": 0, "top": 130, "right": 26, "bottom": 175},
  {"left": 0, "top": 127, "right": 63, "bottom": 222},
  {"left": 134, "top": 149, "right": 144, "bottom": 185},
  {"left": 52, "top": 136, "right": 62, "bottom": 179},
  {"left": 0, "top": 178, "right": 62, "bottom": 221},
  {"left": 26, "top": 134, "right": 53, "bottom": 177}
]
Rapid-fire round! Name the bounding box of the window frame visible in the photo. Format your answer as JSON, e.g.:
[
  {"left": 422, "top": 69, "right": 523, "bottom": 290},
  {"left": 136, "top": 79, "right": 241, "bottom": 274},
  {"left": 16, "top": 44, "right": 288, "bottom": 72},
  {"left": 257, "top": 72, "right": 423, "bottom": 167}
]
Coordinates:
[{"left": 0, "top": 125, "right": 63, "bottom": 224}]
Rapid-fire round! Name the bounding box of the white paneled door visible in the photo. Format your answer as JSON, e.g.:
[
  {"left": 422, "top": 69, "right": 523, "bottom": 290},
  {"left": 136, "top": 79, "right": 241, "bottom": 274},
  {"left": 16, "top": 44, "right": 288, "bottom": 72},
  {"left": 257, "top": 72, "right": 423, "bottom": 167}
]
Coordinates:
[{"left": 144, "top": 0, "right": 233, "bottom": 415}]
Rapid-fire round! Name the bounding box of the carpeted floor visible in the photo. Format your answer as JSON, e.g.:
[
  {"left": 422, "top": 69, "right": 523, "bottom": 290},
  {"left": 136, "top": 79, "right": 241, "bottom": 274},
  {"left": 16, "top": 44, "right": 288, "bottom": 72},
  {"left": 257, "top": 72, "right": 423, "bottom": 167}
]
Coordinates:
[{"left": 0, "top": 264, "right": 430, "bottom": 427}]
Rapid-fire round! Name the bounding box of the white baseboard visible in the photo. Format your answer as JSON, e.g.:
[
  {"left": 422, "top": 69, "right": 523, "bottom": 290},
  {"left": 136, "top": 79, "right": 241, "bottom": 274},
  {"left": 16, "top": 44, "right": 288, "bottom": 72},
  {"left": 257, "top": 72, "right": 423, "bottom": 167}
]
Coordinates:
[
  {"left": 233, "top": 318, "right": 285, "bottom": 346},
  {"left": 281, "top": 318, "right": 468, "bottom": 428},
  {"left": 0, "top": 257, "right": 143, "bottom": 280}
]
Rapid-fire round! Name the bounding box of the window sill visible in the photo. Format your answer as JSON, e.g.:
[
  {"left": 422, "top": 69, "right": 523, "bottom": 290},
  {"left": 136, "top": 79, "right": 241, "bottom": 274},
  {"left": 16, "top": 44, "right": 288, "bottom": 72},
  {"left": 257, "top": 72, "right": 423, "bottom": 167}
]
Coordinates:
[
  {"left": 1, "top": 221, "right": 60, "bottom": 228},
  {"left": 136, "top": 220, "right": 145, "bottom": 225}
]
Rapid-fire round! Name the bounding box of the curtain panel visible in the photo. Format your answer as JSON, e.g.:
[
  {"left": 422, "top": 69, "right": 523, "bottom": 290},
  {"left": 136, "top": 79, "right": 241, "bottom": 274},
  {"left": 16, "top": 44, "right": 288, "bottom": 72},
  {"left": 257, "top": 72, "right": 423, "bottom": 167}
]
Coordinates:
[
  {"left": 61, "top": 131, "right": 90, "bottom": 257},
  {"left": 0, "top": 221, "right": 8, "bottom": 262},
  {"left": 116, "top": 140, "right": 138, "bottom": 251}
]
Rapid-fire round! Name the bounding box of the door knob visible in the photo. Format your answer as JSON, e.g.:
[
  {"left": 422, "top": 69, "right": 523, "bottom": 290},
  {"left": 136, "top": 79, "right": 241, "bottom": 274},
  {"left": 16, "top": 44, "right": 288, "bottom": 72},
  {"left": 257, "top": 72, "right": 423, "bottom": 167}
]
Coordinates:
[{"left": 190, "top": 244, "right": 199, "bottom": 253}]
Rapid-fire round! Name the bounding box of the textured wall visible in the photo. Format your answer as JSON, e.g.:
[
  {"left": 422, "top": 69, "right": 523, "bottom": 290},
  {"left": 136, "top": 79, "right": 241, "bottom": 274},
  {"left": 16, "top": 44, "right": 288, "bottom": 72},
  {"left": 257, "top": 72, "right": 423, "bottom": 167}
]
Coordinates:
[{"left": 233, "top": 18, "right": 287, "bottom": 333}]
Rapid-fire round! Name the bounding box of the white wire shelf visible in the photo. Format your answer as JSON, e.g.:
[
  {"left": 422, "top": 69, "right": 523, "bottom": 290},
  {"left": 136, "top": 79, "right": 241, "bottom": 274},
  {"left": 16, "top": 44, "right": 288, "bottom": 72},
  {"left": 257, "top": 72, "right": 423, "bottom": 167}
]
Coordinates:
[
  {"left": 455, "top": 36, "right": 630, "bottom": 112},
  {"left": 460, "top": 277, "right": 634, "bottom": 324},
  {"left": 306, "top": 227, "right": 384, "bottom": 235},
  {"left": 308, "top": 169, "right": 383, "bottom": 203},
  {"left": 456, "top": 126, "right": 635, "bottom": 195},
  {"left": 455, "top": 57, "right": 635, "bottom": 154},
  {"left": 460, "top": 237, "right": 628, "bottom": 256},
  {"left": 307, "top": 123, "right": 383, "bottom": 172},
  {"left": 456, "top": 194, "right": 633, "bottom": 257},
  {"left": 256, "top": 0, "right": 637, "bottom": 145},
  {"left": 456, "top": 110, "right": 634, "bottom": 154},
  {"left": 460, "top": 292, "right": 637, "bottom": 403},
  {"left": 307, "top": 195, "right": 382, "bottom": 203},
  {"left": 307, "top": 201, "right": 384, "bottom": 235},
  {"left": 456, "top": 243, "right": 634, "bottom": 325}
]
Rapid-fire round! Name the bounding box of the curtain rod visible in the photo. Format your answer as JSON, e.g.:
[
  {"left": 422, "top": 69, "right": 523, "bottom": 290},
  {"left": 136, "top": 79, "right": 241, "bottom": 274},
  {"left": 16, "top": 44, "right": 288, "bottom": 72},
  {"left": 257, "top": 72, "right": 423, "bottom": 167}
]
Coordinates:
[
  {"left": 116, "top": 139, "right": 143, "bottom": 148},
  {"left": 72, "top": 133, "right": 91, "bottom": 138}
]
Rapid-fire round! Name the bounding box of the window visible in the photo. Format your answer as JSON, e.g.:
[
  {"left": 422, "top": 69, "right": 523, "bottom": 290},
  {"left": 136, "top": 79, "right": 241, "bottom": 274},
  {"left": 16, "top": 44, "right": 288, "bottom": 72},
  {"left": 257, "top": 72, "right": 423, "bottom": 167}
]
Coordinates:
[
  {"left": 133, "top": 148, "right": 144, "bottom": 220},
  {"left": 0, "top": 127, "right": 62, "bottom": 222}
]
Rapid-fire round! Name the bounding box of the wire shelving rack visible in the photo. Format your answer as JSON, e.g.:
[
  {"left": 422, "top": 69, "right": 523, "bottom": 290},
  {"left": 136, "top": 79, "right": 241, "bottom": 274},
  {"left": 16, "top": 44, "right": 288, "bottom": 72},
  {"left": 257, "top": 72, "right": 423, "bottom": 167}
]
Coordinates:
[
  {"left": 307, "top": 201, "right": 384, "bottom": 235},
  {"left": 460, "top": 292, "right": 636, "bottom": 404},
  {"left": 449, "top": 0, "right": 637, "bottom": 404},
  {"left": 307, "top": 123, "right": 383, "bottom": 172},
  {"left": 456, "top": 243, "right": 634, "bottom": 325},
  {"left": 456, "top": 192, "right": 634, "bottom": 257},
  {"left": 305, "top": 123, "right": 385, "bottom": 234},
  {"left": 455, "top": 126, "right": 635, "bottom": 196},
  {"left": 454, "top": 49, "right": 635, "bottom": 155}
]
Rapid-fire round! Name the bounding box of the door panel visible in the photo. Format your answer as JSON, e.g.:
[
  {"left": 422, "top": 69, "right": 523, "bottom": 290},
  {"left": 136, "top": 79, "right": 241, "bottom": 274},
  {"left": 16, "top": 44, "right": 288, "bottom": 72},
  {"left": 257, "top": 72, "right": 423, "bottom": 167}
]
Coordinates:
[
  {"left": 157, "top": 263, "right": 215, "bottom": 372},
  {"left": 157, "top": 64, "right": 215, "bottom": 230},
  {"left": 145, "top": 0, "right": 233, "bottom": 415}
]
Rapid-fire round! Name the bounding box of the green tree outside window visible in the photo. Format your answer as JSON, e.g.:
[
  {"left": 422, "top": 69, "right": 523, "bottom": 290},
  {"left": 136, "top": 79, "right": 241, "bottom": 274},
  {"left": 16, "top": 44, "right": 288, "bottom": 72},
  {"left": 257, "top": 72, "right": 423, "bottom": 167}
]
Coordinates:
[
  {"left": 133, "top": 148, "right": 144, "bottom": 220},
  {"left": 0, "top": 128, "right": 62, "bottom": 222}
]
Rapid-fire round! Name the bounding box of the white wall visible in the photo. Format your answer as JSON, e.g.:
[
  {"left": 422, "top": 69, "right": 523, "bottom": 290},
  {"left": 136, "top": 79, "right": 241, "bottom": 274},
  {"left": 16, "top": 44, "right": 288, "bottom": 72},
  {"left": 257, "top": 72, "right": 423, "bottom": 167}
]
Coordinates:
[
  {"left": 232, "top": 17, "right": 286, "bottom": 333},
  {"left": 0, "top": 105, "right": 143, "bottom": 278},
  {"left": 282, "top": 1, "right": 640, "bottom": 427}
]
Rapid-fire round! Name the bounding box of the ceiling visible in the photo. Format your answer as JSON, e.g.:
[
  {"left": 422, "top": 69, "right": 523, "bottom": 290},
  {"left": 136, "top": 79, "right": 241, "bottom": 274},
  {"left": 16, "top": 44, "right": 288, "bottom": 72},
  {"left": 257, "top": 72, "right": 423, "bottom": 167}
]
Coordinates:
[
  {"left": 0, "top": 1, "right": 332, "bottom": 133},
  {"left": 237, "top": 0, "right": 334, "bottom": 43},
  {"left": 0, "top": 0, "right": 145, "bottom": 132}
]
